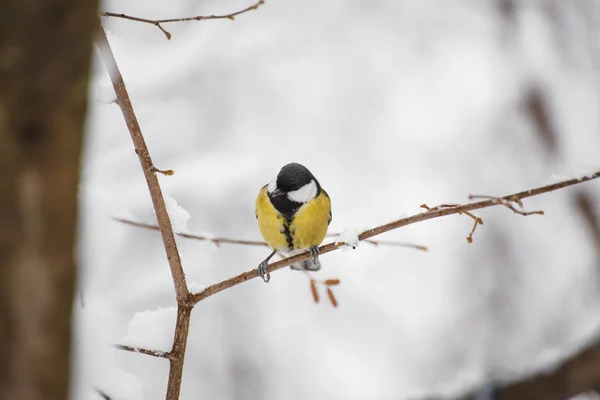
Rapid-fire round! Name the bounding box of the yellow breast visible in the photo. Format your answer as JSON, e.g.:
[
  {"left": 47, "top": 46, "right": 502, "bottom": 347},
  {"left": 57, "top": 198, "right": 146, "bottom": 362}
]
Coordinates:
[
  {"left": 255, "top": 186, "right": 289, "bottom": 250},
  {"left": 255, "top": 186, "right": 331, "bottom": 251},
  {"left": 289, "top": 190, "right": 331, "bottom": 249}
]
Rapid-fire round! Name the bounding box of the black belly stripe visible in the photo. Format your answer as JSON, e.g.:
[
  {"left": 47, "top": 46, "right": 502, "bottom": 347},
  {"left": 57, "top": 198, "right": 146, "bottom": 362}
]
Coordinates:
[{"left": 282, "top": 218, "right": 294, "bottom": 249}]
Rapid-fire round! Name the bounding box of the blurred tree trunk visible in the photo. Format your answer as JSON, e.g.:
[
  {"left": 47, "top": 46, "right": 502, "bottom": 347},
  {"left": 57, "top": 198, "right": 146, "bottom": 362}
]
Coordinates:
[{"left": 0, "top": 0, "right": 98, "bottom": 399}]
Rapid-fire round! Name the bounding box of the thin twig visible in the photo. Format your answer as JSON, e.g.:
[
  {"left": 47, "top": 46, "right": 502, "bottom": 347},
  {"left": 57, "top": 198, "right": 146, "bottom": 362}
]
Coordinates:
[
  {"left": 115, "top": 217, "right": 427, "bottom": 249},
  {"left": 95, "top": 24, "right": 190, "bottom": 400},
  {"left": 421, "top": 203, "right": 484, "bottom": 243},
  {"left": 115, "top": 218, "right": 268, "bottom": 246},
  {"left": 362, "top": 239, "right": 428, "bottom": 251},
  {"left": 152, "top": 167, "right": 175, "bottom": 176},
  {"left": 102, "top": 0, "right": 264, "bottom": 40},
  {"left": 574, "top": 191, "right": 600, "bottom": 252},
  {"left": 95, "top": 389, "right": 112, "bottom": 400},
  {"left": 189, "top": 171, "right": 600, "bottom": 304},
  {"left": 468, "top": 194, "right": 545, "bottom": 216},
  {"left": 114, "top": 344, "right": 173, "bottom": 360},
  {"left": 458, "top": 210, "right": 484, "bottom": 243}
]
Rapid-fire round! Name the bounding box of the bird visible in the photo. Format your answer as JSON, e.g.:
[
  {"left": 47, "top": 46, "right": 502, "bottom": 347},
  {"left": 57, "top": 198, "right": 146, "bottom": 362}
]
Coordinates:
[{"left": 255, "top": 163, "right": 332, "bottom": 283}]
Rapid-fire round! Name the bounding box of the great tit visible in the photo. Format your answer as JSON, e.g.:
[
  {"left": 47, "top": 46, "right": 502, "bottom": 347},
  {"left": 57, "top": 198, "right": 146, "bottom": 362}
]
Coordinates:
[{"left": 255, "top": 163, "right": 332, "bottom": 282}]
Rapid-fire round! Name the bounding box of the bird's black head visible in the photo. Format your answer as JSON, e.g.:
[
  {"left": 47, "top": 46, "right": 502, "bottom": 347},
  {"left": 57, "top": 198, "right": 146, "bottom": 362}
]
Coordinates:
[
  {"left": 276, "top": 163, "right": 318, "bottom": 193},
  {"left": 267, "top": 163, "right": 321, "bottom": 219}
]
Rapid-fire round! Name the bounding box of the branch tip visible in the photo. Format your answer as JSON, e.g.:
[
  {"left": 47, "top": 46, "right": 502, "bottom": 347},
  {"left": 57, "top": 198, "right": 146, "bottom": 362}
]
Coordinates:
[
  {"left": 103, "top": 0, "right": 266, "bottom": 38},
  {"left": 153, "top": 167, "right": 174, "bottom": 176},
  {"left": 157, "top": 24, "right": 172, "bottom": 40},
  {"left": 469, "top": 194, "right": 545, "bottom": 216}
]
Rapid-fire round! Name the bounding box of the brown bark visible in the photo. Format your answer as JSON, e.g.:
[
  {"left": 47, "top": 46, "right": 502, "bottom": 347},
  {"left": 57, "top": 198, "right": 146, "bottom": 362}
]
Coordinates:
[
  {"left": 0, "top": 0, "right": 98, "bottom": 399},
  {"left": 499, "top": 339, "right": 600, "bottom": 400},
  {"left": 95, "top": 25, "right": 191, "bottom": 400},
  {"left": 94, "top": 25, "right": 189, "bottom": 304},
  {"left": 166, "top": 305, "right": 193, "bottom": 400}
]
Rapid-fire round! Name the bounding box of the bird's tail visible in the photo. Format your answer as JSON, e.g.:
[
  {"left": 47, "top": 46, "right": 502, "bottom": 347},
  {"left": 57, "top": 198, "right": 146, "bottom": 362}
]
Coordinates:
[
  {"left": 290, "top": 257, "right": 321, "bottom": 271},
  {"left": 281, "top": 249, "right": 322, "bottom": 272}
]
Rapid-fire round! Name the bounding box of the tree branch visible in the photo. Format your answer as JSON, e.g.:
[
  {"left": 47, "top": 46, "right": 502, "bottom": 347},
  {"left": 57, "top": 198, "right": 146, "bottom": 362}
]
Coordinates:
[
  {"left": 95, "top": 26, "right": 188, "bottom": 302},
  {"left": 115, "top": 218, "right": 268, "bottom": 247},
  {"left": 420, "top": 203, "right": 485, "bottom": 243},
  {"left": 498, "top": 338, "right": 600, "bottom": 400},
  {"left": 102, "top": 0, "right": 264, "bottom": 39},
  {"left": 189, "top": 171, "right": 600, "bottom": 304},
  {"left": 166, "top": 305, "right": 192, "bottom": 396},
  {"left": 114, "top": 344, "right": 173, "bottom": 360},
  {"left": 95, "top": 24, "right": 190, "bottom": 400},
  {"left": 95, "top": 389, "right": 112, "bottom": 400},
  {"left": 574, "top": 191, "right": 600, "bottom": 252},
  {"left": 468, "top": 194, "right": 545, "bottom": 216},
  {"left": 114, "top": 217, "right": 429, "bottom": 250}
]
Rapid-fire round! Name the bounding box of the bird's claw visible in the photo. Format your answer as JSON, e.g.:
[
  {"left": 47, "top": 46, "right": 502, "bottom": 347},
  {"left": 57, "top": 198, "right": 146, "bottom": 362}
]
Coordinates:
[
  {"left": 309, "top": 245, "right": 320, "bottom": 264},
  {"left": 258, "top": 261, "right": 270, "bottom": 283}
]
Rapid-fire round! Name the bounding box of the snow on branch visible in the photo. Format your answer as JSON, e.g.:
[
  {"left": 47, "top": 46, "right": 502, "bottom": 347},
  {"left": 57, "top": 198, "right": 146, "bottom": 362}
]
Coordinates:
[{"left": 114, "top": 344, "right": 173, "bottom": 360}]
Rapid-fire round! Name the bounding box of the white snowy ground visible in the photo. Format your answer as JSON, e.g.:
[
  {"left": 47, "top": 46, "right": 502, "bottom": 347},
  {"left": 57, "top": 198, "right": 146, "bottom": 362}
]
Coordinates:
[{"left": 74, "top": 0, "right": 600, "bottom": 399}]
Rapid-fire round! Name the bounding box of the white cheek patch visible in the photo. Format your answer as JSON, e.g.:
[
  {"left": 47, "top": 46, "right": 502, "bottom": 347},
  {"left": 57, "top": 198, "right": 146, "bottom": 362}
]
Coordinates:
[
  {"left": 287, "top": 180, "right": 317, "bottom": 203},
  {"left": 267, "top": 179, "right": 277, "bottom": 193}
]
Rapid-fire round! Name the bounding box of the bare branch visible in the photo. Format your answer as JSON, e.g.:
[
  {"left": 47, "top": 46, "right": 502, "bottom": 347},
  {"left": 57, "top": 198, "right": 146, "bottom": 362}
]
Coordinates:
[
  {"left": 115, "top": 217, "right": 427, "bottom": 249},
  {"left": 114, "top": 344, "right": 173, "bottom": 360},
  {"left": 361, "top": 240, "right": 428, "bottom": 251},
  {"left": 95, "top": 389, "right": 112, "bottom": 400},
  {"left": 498, "top": 338, "right": 600, "bottom": 400},
  {"left": 102, "top": 0, "right": 265, "bottom": 39},
  {"left": 189, "top": 171, "right": 600, "bottom": 304},
  {"left": 421, "top": 203, "right": 484, "bottom": 243},
  {"left": 95, "top": 26, "right": 188, "bottom": 302},
  {"left": 95, "top": 24, "right": 190, "bottom": 400},
  {"left": 166, "top": 305, "right": 192, "bottom": 397},
  {"left": 468, "top": 194, "right": 545, "bottom": 216},
  {"left": 524, "top": 85, "right": 558, "bottom": 155},
  {"left": 115, "top": 218, "right": 268, "bottom": 247},
  {"left": 573, "top": 191, "right": 600, "bottom": 252}
]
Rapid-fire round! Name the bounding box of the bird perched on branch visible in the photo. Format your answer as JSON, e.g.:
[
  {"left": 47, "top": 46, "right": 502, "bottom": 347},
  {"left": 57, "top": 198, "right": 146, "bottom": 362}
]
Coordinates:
[{"left": 255, "top": 163, "right": 332, "bottom": 283}]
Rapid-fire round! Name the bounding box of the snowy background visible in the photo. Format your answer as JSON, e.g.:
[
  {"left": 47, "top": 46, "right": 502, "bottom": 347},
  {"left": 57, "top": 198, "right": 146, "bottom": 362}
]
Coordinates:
[{"left": 75, "top": 0, "right": 600, "bottom": 399}]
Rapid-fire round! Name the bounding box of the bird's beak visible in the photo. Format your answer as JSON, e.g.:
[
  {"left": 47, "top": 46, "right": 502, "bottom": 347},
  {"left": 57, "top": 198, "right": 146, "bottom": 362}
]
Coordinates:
[{"left": 270, "top": 188, "right": 284, "bottom": 198}]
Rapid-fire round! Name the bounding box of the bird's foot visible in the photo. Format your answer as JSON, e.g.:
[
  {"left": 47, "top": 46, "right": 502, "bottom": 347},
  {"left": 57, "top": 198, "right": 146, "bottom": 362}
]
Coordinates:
[
  {"left": 258, "top": 261, "right": 270, "bottom": 283},
  {"left": 309, "top": 245, "right": 320, "bottom": 264}
]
